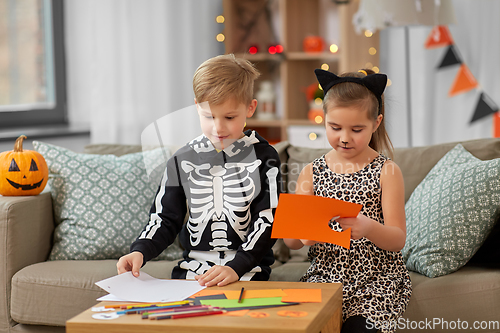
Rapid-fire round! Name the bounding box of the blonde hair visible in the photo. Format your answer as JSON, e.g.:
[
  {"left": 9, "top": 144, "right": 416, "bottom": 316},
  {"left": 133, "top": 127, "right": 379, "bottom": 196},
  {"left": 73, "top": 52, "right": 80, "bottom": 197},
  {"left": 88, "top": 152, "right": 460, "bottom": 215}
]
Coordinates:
[
  {"left": 193, "top": 54, "right": 260, "bottom": 106},
  {"left": 323, "top": 69, "right": 394, "bottom": 159}
]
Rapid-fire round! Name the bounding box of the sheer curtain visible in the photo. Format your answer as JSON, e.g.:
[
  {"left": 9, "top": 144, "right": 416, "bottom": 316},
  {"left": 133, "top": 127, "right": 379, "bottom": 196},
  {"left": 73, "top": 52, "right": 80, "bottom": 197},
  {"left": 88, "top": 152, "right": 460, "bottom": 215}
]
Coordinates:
[
  {"left": 65, "top": 0, "right": 223, "bottom": 144},
  {"left": 368, "top": 1, "right": 500, "bottom": 147}
]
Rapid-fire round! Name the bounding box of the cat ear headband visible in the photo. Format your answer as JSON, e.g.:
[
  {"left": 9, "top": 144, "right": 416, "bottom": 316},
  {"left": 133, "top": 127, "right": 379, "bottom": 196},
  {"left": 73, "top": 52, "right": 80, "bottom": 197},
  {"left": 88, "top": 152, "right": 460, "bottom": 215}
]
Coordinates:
[{"left": 314, "top": 69, "right": 387, "bottom": 113}]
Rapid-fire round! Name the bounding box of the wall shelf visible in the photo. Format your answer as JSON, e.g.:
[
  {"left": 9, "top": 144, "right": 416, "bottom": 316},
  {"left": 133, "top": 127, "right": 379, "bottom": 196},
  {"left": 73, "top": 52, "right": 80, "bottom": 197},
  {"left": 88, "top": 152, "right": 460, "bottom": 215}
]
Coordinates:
[{"left": 223, "top": 0, "right": 380, "bottom": 145}]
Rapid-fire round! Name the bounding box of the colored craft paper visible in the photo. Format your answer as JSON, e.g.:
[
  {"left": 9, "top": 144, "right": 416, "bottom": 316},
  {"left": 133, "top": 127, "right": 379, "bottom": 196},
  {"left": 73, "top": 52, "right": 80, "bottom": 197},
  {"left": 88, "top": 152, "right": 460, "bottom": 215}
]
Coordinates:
[
  {"left": 247, "top": 311, "right": 270, "bottom": 318},
  {"left": 470, "top": 92, "right": 499, "bottom": 123},
  {"left": 449, "top": 64, "right": 478, "bottom": 97},
  {"left": 200, "top": 297, "right": 287, "bottom": 309},
  {"left": 282, "top": 289, "right": 322, "bottom": 303},
  {"left": 223, "top": 289, "right": 287, "bottom": 300},
  {"left": 95, "top": 272, "right": 205, "bottom": 303},
  {"left": 425, "top": 25, "right": 453, "bottom": 49},
  {"left": 190, "top": 289, "right": 226, "bottom": 298},
  {"left": 271, "top": 193, "right": 362, "bottom": 249},
  {"left": 277, "top": 310, "right": 308, "bottom": 317},
  {"left": 437, "top": 45, "right": 461, "bottom": 69}
]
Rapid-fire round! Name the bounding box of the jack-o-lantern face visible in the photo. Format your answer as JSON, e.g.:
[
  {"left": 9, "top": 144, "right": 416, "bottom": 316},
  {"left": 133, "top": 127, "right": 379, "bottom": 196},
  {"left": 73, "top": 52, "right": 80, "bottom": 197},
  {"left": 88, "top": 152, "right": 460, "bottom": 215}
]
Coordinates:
[{"left": 0, "top": 135, "right": 48, "bottom": 196}]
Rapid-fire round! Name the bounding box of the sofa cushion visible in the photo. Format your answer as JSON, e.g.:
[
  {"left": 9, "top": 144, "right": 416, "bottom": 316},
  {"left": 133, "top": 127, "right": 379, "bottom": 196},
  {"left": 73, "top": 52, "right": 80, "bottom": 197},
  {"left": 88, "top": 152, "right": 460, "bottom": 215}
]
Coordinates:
[
  {"left": 393, "top": 137, "right": 500, "bottom": 203},
  {"left": 399, "top": 267, "right": 500, "bottom": 333},
  {"left": 10, "top": 260, "right": 178, "bottom": 326},
  {"left": 468, "top": 215, "right": 500, "bottom": 266},
  {"left": 83, "top": 144, "right": 144, "bottom": 156},
  {"left": 269, "top": 261, "right": 310, "bottom": 282},
  {"left": 32, "top": 141, "right": 182, "bottom": 261},
  {"left": 403, "top": 144, "right": 500, "bottom": 278}
]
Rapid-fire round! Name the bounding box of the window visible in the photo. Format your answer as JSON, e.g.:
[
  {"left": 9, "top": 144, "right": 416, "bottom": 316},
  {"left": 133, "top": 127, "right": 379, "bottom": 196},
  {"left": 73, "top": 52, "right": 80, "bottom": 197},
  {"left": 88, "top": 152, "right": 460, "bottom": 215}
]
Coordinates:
[{"left": 0, "top": 0, "right": 66, "bottom": 128}]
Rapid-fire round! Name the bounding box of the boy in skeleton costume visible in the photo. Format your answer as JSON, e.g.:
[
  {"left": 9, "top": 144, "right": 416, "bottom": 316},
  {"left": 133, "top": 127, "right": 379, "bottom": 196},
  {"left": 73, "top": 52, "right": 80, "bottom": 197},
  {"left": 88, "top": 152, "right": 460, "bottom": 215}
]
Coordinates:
[{"left": 117, "top": 54, "right": 281, "bottom": 287}]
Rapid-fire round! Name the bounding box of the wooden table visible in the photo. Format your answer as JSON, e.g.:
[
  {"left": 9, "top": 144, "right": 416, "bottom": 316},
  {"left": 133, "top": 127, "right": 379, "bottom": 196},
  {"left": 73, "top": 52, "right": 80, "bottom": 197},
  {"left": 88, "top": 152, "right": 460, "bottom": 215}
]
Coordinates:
[{"left": 66, "top": 281, "right": 342, "bottom": 333}]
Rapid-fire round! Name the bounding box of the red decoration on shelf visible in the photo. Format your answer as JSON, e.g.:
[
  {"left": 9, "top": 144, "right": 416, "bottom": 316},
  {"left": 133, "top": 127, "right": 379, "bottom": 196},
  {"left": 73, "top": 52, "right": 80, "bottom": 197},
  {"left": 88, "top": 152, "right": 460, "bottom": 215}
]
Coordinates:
[
  {"left": 308, "top": 108, "right": 324, "bottom": 124},
  {"left": 248, "top": 45, "right": 258, "bottom": 54},
  {"left": 303, "top": 36, "right": 324, "bottom": 53},
  {"left": 302, "top": 83, "right": 324, "bottom": 124},
  {"left": 267, "top": 44, "right": 283, "bottom": 55}
]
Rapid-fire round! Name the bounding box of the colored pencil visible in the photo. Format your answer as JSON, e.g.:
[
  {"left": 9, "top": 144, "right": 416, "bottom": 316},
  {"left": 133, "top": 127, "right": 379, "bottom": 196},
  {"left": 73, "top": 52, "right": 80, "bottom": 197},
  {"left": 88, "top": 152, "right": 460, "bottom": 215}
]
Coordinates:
[
  {"left": 117, "top": 303, "right": 191, "bottom": 315},
  {"left": 104, "top": 300, "right": 190, "bottom": 309},
  {"left": 146, "top": 307, "right": 219, "bottom": 320},
  {"left": 142, "top": 306, "right": 217, "bottom": 319},
  {"left": 125, "top": 300, "right": 191, "bottom": 309},
  {"left": 238, "top": 287, "right": 245, "bottom": 303},
  {"left": 152, "top": 309, "right": 226, "bottom": 320}
]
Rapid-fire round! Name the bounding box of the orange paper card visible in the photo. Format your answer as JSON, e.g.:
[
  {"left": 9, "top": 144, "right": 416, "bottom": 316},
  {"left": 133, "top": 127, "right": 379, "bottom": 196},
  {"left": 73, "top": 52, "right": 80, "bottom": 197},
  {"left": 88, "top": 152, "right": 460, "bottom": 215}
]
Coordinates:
[
  {"left": 282, "top": 289, "right": 322, "bottom": 303},
  {"left": 190, "top": 289, "right": 225, "bottom": 298},
  {"left": 223, "top": 289, "right": 287, "bottom": 300},
  {"left": 271, "top": 193, "right": 362, "bottom": 249}
]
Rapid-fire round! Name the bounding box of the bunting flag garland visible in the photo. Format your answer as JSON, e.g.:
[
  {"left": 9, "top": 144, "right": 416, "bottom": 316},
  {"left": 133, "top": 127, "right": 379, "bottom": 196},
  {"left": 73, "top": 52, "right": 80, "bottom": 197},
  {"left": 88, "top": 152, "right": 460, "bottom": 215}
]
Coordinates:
[
  {"left": 448, "top": 64, "right": 478, "bottom": 97},
  {"left": 425, "top": 25, "right": 454, "bottom": 49},
  {"left": 470, "top": 93, "right": 499, "bottom": 124},
  {"left": 494, "top": 113, "right": 500, "bottom": 138},
  {"left": 437, "top": 45, "right": 461, "bottom": 69},
  {"left": 425, "top": 25, "right": 499, "bottom": 130}
]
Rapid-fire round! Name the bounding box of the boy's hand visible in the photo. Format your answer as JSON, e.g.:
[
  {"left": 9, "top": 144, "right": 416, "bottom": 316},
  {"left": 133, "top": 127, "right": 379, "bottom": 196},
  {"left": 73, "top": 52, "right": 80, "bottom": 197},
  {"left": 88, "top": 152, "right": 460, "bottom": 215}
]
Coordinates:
[
  {"left": 195, "top": 265, "right": 238, "bottom": 287},
  {"left": 117, "top": 252, "right": 144, "bottom": 277}
]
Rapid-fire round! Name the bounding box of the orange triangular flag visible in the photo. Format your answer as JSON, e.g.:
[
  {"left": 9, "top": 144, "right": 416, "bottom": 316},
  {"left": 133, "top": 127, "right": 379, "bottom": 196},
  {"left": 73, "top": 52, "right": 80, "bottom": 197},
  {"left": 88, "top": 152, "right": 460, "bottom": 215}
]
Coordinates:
[
  {"left": 449, "top": 64, "right": 478, "bottom": 97},
  {"left": 494, "top": 112, "right": 500, "bottom": 138},
  {"left": 425, "top": 25, "right": 454, "bottom": 49},
  {"left": 271, "top": 193, "right": 362, "bottom": 249}
]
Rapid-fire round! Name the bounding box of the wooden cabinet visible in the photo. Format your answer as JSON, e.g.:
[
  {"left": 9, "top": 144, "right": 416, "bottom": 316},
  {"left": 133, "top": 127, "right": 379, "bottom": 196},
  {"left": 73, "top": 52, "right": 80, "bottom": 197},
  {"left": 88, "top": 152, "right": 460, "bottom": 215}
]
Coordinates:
[{"left": 223, "top": 0, "right": 379, "bottom": 145}]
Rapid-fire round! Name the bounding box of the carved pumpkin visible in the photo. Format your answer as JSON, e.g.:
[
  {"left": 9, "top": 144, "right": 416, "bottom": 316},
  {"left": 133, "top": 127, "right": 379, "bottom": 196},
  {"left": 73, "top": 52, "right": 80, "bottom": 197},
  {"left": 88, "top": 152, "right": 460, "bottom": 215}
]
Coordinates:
[
  {"left": 303, "top": 35, "right": 324, "bottom": 53},
  {"left": 0, "top": 135, "right": 48, "bottom": 196}
]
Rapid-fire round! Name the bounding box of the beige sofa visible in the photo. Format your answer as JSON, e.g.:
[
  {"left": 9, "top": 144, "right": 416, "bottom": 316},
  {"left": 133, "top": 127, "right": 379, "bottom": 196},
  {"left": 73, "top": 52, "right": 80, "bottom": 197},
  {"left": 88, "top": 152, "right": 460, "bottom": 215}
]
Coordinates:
[{"left": 1, "top": 138, "right": 499, "bottom": 333}]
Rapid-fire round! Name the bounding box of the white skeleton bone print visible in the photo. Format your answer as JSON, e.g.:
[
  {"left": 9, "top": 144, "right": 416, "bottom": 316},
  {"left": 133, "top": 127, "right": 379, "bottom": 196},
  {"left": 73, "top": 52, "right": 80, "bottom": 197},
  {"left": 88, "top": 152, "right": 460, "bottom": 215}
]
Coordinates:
[
  {"left": 181, "top": 159, "right": 262, "bottom": 251},
  {"left": 132, "top": 131, "right": 280, "bottom": 281}
]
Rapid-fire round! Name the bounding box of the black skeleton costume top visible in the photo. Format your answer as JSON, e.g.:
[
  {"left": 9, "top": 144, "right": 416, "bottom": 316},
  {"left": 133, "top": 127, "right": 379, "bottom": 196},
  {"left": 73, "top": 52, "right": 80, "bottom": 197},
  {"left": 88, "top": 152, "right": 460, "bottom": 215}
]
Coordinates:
[{"left": 131, "top": 130, "right": 281, "bottom": 281}]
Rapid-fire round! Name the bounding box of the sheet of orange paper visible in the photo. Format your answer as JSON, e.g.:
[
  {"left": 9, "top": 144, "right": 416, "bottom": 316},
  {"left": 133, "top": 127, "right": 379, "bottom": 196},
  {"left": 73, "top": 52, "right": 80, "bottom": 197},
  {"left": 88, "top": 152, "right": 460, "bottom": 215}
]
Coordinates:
[
  {"left": 190, "top": 289, "right": 225, "bottom": 298},
  {"left": 223, "top": 289, "right": 287, "bottom": 300},
  {"left": 282, "top": 289, "right": 322, "bottom": 303},
  {"left": 271, "top": 193, "right": 362, "bottom": 249}
]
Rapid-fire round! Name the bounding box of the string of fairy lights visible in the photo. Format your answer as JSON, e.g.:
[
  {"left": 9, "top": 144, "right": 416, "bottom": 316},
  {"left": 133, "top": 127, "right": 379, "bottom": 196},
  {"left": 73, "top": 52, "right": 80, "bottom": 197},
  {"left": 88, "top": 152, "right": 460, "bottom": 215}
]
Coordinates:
[
  {"left": 214, "top": 12, "right": 385, "bottom": 142},
  {"left": 214, "top": 13, "right": 381, "bottom": 73}
]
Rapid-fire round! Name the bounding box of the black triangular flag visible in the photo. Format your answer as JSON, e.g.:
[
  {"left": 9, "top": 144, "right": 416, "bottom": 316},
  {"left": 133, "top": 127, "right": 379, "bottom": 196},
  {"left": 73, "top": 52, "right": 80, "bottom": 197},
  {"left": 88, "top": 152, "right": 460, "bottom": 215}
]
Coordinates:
[
  {"left": 470, "top": 92, "right": 499, "bottom": 123},
  {"left": 437, "top": 45, "right": 462, "bottom": 69}
]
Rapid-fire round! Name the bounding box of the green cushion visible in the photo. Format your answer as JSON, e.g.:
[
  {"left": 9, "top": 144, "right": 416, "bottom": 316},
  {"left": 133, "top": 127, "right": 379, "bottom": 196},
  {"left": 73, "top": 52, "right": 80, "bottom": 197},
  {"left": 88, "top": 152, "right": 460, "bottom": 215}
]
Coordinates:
[
  {"left": 33, "top": 141, "right": 183, "bottom": 261},
  {"left": 402, "top": 144, "right": 500, "bottom": 278}
]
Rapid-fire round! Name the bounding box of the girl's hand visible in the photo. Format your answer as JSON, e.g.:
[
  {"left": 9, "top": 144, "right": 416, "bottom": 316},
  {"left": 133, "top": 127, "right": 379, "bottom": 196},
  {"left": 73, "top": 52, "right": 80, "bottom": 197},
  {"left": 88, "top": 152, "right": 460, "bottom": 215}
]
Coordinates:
[
  {"left": 301, "top": 239, "right": 321, "bottom": 246},
  {"left": 195, "top": 265, "right": 239, "bottom": 287},
  {"left": 337, "top": 213, "right": 375, "bottom": 240}
]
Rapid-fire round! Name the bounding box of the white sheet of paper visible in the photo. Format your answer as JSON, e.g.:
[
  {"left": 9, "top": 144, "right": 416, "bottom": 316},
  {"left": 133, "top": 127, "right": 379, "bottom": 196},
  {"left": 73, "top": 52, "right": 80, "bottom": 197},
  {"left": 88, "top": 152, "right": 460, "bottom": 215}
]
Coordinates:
[
  {"left": 95, "top": 272, "right": 206, "bottom": 303},
  {"left": 96, "top": 294, "right": 127, "bottom": 302}
]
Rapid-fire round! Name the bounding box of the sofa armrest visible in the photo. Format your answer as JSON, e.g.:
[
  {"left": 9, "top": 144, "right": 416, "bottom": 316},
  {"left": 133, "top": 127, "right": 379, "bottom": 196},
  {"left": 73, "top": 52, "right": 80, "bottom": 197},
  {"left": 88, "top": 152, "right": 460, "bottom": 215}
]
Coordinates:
[{"left": 0, "top": 192, "right": 54, "bottom": 330}]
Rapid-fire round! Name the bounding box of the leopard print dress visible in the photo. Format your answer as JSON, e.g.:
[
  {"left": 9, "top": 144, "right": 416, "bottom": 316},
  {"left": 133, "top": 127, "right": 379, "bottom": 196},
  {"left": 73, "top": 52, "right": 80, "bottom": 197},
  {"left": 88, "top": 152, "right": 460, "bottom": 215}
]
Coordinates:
[{"left": 300, "top": 154, "right": 412, "bottom": 333}]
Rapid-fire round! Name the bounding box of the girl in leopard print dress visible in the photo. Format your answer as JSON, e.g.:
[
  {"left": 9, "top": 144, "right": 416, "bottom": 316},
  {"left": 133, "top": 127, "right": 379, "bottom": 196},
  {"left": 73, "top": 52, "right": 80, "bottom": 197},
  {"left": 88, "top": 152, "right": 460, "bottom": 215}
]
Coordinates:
[{"left": 285, "top": 69, "right": 411, "bottom": 333}]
